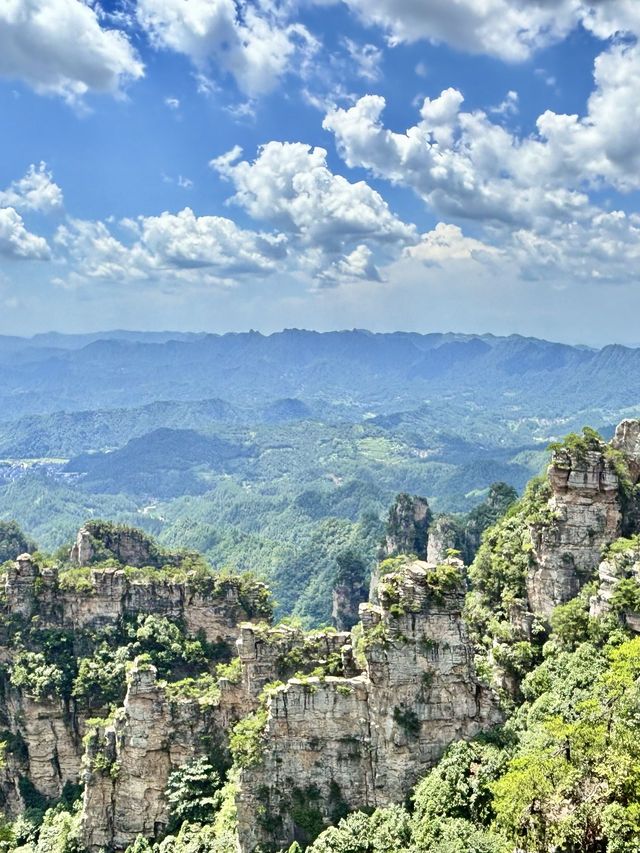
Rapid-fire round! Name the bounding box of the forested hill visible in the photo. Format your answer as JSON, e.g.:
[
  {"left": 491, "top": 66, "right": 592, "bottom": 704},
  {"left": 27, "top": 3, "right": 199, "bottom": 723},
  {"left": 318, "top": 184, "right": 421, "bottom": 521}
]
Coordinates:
[
  {"left": 0, "top": 328, "right": 639, "bottom": 623},
  {"left": 0, "top": 328, "right": 638, "bottom": 418}
]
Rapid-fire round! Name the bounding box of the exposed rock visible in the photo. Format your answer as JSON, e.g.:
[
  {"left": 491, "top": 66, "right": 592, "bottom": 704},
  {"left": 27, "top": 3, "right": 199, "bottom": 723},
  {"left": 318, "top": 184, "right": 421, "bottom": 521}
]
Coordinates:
[
  {"left": 590, "top": 539, "right": 640, "bottom": 631},
  {"left": 526, "top": 446, "right": 622, "bottom": 618},
  {"left": 70, "top": 521, "right": 182, "bottom": 569},
  {"left": 5, "top": 554, "right": 39, "bottom": 619},
  {"left": 4, "top": 561, "right": 270, "bottom": 646},
  {"left": 331, "top": 549, "right": 369, "bottom": 631},
  {"left": 380, "top": 494, "right": 431, "bottom": 560},
  {"left": 0, "top": 528, "right": 272, "bottom": 820},
  {"left": 235, "top": 558, "right": 500, "bottom": 852},
  {"left": 612, "top": 419, "right": 640, "bottom": 484},
  {"left": 81, "top": 660, "right": 237, "bottom": 852},
  {"left": 236, "top": 624, "right": 352, "bottom": 700},
  {"left": 3, "top": 691, "right": 81, "bottom": 801},
  {"left": 426, "top": 516, "right": 461, "bottom": 564}
]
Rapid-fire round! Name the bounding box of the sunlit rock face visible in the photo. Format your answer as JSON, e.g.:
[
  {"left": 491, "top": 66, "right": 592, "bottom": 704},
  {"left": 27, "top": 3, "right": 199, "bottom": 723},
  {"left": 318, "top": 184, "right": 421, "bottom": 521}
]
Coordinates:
[
  {"left": 527, "top": 446, "right": 622, "bottom": 618},
  {"left": 235, "top": 558, "right": 500, "bottom": 852}
]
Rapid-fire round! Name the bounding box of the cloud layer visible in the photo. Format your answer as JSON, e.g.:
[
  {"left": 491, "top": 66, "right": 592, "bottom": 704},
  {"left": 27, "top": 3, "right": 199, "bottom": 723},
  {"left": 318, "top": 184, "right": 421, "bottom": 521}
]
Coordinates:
[{"left": 0, "top": 0, "right": 143, "bottom": 101}]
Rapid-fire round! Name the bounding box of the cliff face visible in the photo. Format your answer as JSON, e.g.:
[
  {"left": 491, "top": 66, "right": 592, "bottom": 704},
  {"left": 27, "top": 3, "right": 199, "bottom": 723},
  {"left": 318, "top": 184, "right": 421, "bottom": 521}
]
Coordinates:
[
  {"left": 0, "top": 531, "right": 270, "bottom": 830},
  {"left": 527, "top": 447, "right": 622, "bottom": 618},
  {"left": 81, "top": 662, "right": 244, "bottom": 852},
  {"left": 6, "top": 425, "right": 640, "bottom": 853},
  {"left": 69, "top": 521, "right": 182, "bottom": 569},
  {"left": 5, "top": 557, "right": 268, "bottom": 646},
  {"left": 380, "top": 494, "right": 431, "bottom": 561},
  {"left": 235, "top": 558, "right": 500, "bottom": 852}
]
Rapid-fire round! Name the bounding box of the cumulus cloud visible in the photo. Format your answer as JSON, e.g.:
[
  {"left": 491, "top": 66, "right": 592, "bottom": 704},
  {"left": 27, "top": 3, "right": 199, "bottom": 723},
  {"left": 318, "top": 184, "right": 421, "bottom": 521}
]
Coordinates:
[
  {"left": 137, "top": 0, "right": 317, "bottom": 96},
  {"left": 338, "top": 0, "right": 581, "bottom": 61},
  {"left": 407, "top": 223, "right": 503, "bottom": 264},
  {"left": 55, "top": 209, "right": 288, "bottom": 286},
  {"left": 0, "top": 163, "right": 63, "bottom": 213},
  {"left": 580, "top": 0, "right": 640, "bottom": 39},
  {"left": 331, "top": 1, "right": 640, "bottom": 62},
  {"left": 0, "top": 0, "right": 143, "bottom": 101},
  {"left": 0, "top": 207, "right": 50, "bottom": 260},
  {"left": 323, "top": 41, "right": 640, "bottom": 231},
  {"left": 316, "top": 244, "right": 383, "bottom": 287},
  {"left": 211, "top": 140, "right": 416, "bottom": 283},
  {"left": 322, "top": 33, "right": 640, "bottom": 293},
  {"left": 211, "top": 141, "right": 415, "bottom": 248}
]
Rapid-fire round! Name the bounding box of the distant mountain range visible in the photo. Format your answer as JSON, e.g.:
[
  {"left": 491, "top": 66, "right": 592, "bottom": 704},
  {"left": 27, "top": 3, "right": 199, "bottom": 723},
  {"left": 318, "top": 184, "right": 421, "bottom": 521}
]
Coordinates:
[{"left": 0, "top": 328, "right": 637, "bottom": 423}]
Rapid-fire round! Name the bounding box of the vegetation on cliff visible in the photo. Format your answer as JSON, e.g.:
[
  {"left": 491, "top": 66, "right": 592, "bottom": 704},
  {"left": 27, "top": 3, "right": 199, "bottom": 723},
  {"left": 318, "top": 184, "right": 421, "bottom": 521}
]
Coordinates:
[{"left": 5, "top": 419, "right": 640, "bottom": 853}]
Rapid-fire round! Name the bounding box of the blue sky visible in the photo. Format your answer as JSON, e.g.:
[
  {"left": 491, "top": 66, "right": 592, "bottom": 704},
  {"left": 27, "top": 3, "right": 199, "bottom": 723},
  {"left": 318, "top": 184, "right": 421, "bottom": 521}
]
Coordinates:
[{"left": 1, "top": 0, "right": 640, "bottom": 344}]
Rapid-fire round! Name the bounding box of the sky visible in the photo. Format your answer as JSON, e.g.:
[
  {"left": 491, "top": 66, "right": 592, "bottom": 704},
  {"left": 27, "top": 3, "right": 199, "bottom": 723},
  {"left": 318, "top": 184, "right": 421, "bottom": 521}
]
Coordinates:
[{"left": 1, "top": 0, "right": 640, "bottom": 344}]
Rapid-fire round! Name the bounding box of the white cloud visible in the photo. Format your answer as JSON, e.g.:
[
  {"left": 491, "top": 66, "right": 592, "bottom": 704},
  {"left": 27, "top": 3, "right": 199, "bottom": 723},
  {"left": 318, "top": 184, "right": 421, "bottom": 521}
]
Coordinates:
[
  {"left": 316, "top": 244, "right": 383, "bottom": 287},
  {"left": 0, "top": 0, "right": 143, "bottom": 101},
  {"left": 211, "top": 141, "right": 416, "bottom": 249},
  {"left": 324, "top": 40, "right": 640, "bottom": 232},
  {"left": 210, "top": 141, "right": 417, "bottom": 284},
  {"left": 343, "top": 38, "right": 382, "bottom": 81},
  {"left": 490, "top": 90, "right": 519, "bottom": 117},
  {"left": 55, "top": 209, "right": 288, "bottom": 286},
  {"left": 165, "top": 96, "right": 180, "bottom": 110},
  {"left": 0, "top": 162, "right": 63, "bottom": 213},
  {"left": 331, "top": 1, "right": 640, "bottom": 63},
  {"left": 322, "top": 34, "right": 640, "bottom": 293},
  {"left": 138, "top": 208, "right": 286, "bottom": 274},
  {"left": 580, "top": 0, "right": 640, "bottom": 39},
  {"left": 137, "top": 0, "right": 317, "bottom": 96},
  {"left": 338, "top": 0, "right": 581, "bottom": 61},
  {"left": 407, "top": 223, "right": 503, "bottom": 263},
  {"left": 0, "top": 207, "right": 50, "bottom": 260}
]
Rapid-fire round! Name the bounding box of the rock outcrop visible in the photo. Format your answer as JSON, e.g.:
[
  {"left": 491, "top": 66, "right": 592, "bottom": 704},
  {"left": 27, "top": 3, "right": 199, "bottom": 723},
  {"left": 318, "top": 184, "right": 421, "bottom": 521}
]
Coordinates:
[
  {"left": 612, "top": 419, "right": 640, "bottom": 484},
  {"left": 81, "top": 661, "right": 243, "bottom": 852},
  {"left": 235, "top": 557, "right": 500, "bottom": 852},
  {"left": 70, "top": 521, "right": 183, "bottom": 569},
  {"left": 237, "top": 624, "right": 352, "bottom": 700},
  {"left": 8, "top": 423, "right": 640, "bottom": 853},
  {"left": 590, "top": 538, "right": 640, "bottom": 631},
  {"left": 2, "top": 691, "right": 81, "bottom": 801},
  {"left": 380, "top": 494, "right": 431, "bottom": 560},
  {"left": 526, "top": 445, "right": 622, "bottom": 618},
  {"left": 4, "top": 560, "right": 270, "bottom": 646},
  {"left": 426, "top": 516, "right": 461, "bottom": 564},
  {"left": 331, "top": 550, "right": 369, "bottom": 631},
  {"left": 0, "top": 524, "right": 271, "bottom": 824}
]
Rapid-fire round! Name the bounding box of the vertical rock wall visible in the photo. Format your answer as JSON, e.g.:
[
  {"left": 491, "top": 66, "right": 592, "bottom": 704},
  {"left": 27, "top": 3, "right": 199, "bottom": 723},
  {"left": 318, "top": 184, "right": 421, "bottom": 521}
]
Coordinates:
[{"left": 235, "top": 559, "right": 500, "bottom": 852}]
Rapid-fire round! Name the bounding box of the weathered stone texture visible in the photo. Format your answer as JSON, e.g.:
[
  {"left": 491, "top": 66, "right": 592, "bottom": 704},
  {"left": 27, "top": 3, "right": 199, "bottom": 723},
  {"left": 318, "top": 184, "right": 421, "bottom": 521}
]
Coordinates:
[
  {"left": 81, "top": 662, "right": 218, "bottom": 851},
  {"left": 526, "top": 448, "right": 622, "bottom": 618},
  {"left": 235, "top": 559, "right": 500, "bottom": 852}
]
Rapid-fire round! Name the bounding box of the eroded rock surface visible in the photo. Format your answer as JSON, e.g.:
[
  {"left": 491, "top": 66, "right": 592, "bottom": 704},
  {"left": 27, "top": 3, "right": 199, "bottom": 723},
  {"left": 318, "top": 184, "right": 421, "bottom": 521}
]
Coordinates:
[
  {"left": 527, "top": 447, "right": 622, "bottom": 618},
  {"left": 235, "top": 558, "right": 500, "bottom": 852}
]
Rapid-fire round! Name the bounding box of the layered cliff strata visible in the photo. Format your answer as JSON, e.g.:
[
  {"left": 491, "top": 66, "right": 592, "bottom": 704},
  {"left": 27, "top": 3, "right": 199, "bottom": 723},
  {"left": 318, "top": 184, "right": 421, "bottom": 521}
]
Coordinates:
[
  {"left": 526, "top": 443, "right": 622, "bottom": 617},
  {"left": 0, "top": 533, "right": 271, "bottom": 823},
  {"left": 5, "top": 554, "right": 270, "bottom": 645},
  {"left": 81, "top": 660, "right": 244, "bottom": 851},
  {"left": 235, "top": 557, "right": 500, "bottom": 852}
]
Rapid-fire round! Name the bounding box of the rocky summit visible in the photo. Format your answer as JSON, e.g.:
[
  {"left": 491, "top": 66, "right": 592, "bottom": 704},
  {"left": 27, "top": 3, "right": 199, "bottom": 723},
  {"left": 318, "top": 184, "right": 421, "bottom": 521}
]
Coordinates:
[{"left": 3, "top": 420, "right": 640, "bottom": 853}]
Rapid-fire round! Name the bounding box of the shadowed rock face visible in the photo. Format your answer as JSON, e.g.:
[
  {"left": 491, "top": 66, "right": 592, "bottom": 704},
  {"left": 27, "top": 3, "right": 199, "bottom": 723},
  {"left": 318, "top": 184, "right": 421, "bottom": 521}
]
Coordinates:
[
  {"left": 70, "top": 521, "right": 179, "bottom": 569},
  {"left": 380, "top": 494, "right": 431, "bottom": 561},
  {"left": 81, "top": 662, "right": 244, "bottom": 852}
]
